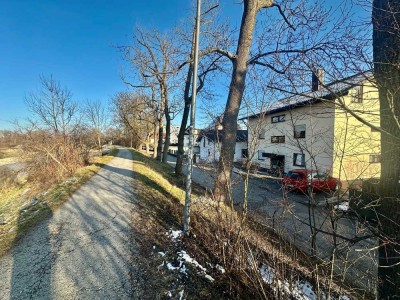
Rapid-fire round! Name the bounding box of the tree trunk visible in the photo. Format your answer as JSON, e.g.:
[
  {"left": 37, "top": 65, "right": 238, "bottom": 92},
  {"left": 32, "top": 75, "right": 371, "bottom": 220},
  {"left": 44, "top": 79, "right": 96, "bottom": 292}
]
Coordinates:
[
  {"left": 373, "top": 0, "right": 400, "bottom": 297},
  {"left": 97, "top": 131, "right": 102, "bottom": 155},
  {"left": 153, "top": 122, "right": 159, "bottom": 159},
  {"left": 162, "top": 106, "right": 171, "bottom": 163},
  {"left": 214, "top": 0, "right": 262, "bottom": 202},
  {"left": 160, "top": 82, "right": 171, "bottom": 163},
  {"left": 176, "top": 61, "right": 194, "bottom": 175},
  {"left": 156, "top": 119, "right": 163, "bottom": 161}
]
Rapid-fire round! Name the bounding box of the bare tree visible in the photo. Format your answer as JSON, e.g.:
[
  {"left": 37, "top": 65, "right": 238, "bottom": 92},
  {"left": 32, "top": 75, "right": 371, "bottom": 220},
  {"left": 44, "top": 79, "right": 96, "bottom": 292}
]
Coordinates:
[
  {"left": 174, "top": 1, "right": 229, "bottom": 175},
  {"left": 373, "top": 0, "right": 400, "bottom": 297},
  {"left": 84, "top": 100, "right": 109, "bottom": 155},
  {"left": 211, "top": 0, "right": 267, "bottom": 201},
  {"left": 120, "top": 27, "right": 180, "bottom": 162},
  {"left": 212, "top": 0, "right": 324, "bottom": 200},
  {"left": 25, "top": 75, "right": 78, "bottom": 136},
  {"left": 112, "top": 91, "right": 153, "bottom": 150},
  {"left": 209, "top": 0, "right": 362, "bottom": 202},
  {"left": 20, "top": 76, "right": 86, "bottom": 185}
]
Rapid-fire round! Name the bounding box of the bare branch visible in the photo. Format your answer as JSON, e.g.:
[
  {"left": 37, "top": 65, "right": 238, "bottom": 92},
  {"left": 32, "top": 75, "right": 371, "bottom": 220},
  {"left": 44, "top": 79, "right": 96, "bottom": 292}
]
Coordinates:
[
  {"left": 271, "top": 3, "right": 296, "bottom": 31},
  {"left": 252, "top": 61, "right": 286, "bottom": 74},
  {"left": 201, "top": 4, "right": 219, "bottom": 16},
  {"left": 257, "top": 0, "right": 273, "bottom": 10},
  {"left": 247, "top": 46, "right": 324, "bottom": 66}
]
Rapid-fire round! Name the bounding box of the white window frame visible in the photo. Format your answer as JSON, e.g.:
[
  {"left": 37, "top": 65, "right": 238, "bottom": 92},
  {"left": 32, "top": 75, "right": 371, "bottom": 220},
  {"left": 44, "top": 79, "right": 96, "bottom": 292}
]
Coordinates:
[
  {"left": 293, "top": 153, "right": 305, "bottom": 167},
  {"left": 271, "top": 135, "right": 285, "bottom": 143},
  {"left": 271, "top": 114, "right": 285, "bottom": 123},
  {"left": 294, "top": 124, "right": 306, "bottom": 139}
]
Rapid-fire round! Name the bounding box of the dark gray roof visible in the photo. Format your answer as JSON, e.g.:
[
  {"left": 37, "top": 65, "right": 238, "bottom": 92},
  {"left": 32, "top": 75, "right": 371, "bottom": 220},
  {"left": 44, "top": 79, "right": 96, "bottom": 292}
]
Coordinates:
[
  {"left": 196, "top": 129, "right": 248, "bottom": 143},
  {"left": 243, "top": 72, "right": 372, "bottom": 120}
]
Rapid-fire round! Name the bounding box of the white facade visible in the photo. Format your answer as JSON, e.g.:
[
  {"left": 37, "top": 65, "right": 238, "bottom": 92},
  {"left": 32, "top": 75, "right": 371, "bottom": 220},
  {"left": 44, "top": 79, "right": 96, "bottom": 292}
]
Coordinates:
[
  {"left": 248, "top": 101, "right": 335, "bottom": 174},
  {"left": 183, "top": 129, "right": 200, "bottom": 153},
  {"left": 197, "top": 135, "right": 248, "bottom": 163},
  {"left": 170, "top": 125, "right": 180, "bottom": 144},
  {"left": 198, "top": 136, "right": 220, "bottom": 162},
  {"left": 247, "top": 74, "right": 381, "bottom": 182}
]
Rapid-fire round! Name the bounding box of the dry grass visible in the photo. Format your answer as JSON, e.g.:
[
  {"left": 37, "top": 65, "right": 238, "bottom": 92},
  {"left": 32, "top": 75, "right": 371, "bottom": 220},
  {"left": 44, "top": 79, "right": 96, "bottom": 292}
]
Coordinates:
[
  {"left": 131, "top": 151, "right": 229, "bottom": 299},
  {"left": 131, "top": 150, "right": 364, "bottom": 299},
  {"left": 0, "top": 147, "right": 23, "bottom": 167},
  {"left": 0, "top": 147, "right": 22, "bottom": 160},
  {"left": 0, "top": 148, "right": 118, "bottom": 256}
]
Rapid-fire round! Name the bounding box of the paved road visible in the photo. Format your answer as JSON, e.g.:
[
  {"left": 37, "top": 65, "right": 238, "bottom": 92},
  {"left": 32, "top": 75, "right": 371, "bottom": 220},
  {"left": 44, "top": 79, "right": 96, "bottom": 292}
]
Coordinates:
[
  {"left": 0, "top": 148, "right": 139, "bottom": 299},
  {"left": 169, "top": 156, "right": 377, "bottom": 292}
]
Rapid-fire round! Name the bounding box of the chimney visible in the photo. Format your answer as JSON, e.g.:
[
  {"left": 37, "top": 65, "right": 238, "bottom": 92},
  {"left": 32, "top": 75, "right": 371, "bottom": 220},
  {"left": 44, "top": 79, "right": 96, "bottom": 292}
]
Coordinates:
[{"left": 312, "top": 69, "right": 324, "bottom": 91}]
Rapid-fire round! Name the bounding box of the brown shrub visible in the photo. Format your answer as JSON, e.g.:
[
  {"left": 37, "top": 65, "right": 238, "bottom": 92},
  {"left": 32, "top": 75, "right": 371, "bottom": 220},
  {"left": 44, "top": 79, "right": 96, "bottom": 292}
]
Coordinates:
[{"left": 23, "top": 132, "right": 85, "bottom": 186}]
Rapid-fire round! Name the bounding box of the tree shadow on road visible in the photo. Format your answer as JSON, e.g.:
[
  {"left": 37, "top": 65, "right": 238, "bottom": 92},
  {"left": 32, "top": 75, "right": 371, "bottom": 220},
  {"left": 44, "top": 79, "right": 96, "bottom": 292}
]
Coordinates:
[{"left": 10, "top": 202, "right": 53, "bottom": 300}]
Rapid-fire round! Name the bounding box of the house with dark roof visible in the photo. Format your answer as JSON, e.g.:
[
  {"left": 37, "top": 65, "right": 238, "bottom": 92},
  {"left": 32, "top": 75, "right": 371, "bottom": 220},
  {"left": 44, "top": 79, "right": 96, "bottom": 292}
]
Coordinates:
[
  {"left": 244, "top": 71, "right": 381, "bottom": 182},
  {"left": 183, "top": 127, "right": 200, "bottom": 154},
  {"left": 196, "top": 129, "right": 248, "bottom": 163}
]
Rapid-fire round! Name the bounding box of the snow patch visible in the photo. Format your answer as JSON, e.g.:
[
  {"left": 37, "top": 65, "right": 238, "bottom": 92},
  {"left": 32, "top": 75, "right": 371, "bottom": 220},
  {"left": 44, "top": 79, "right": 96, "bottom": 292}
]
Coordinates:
[
  {"left": 178, "top": 290, "right": 184, "bottom": 300},
  {"left": 166, "top": 229, "right": 183, "bottom": 240},
  {"left": 158, "top": 251, "right": 166, "bottom": 257},
  {"left": 334, "top": 201, "right": 349, "bottom": 212},
  {"left": 166, "top": 262, "right": 180, "bottom": 271},
  {"left": 216, "top": 264, "right": 226, "bottom": 274},
  {"left": 298, "top": 282, "right": 316, "bottom": 299},
  {"left": 180, "top": 264, "right": 187, "bottom": 275},
  {"left": 260, "top": 264, "right": 274, "bottom": 284},
  {"left": 164, "top": 249, "right": 215, "bottom": 283},
  {"left": 178, "top": 250, "right": 207, "bottom": 272},
  {"left": 205, "top": 274, "right": 215, "bottom": 282},
  {"left": 259, "top": 264, "right": 350, "bottom": 300}
]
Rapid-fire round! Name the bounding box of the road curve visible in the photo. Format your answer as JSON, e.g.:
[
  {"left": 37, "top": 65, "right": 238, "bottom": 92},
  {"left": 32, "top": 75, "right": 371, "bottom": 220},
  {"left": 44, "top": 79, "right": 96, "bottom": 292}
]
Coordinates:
[{"left": 0, "top": 148, "right": 137, "bottom": 299}]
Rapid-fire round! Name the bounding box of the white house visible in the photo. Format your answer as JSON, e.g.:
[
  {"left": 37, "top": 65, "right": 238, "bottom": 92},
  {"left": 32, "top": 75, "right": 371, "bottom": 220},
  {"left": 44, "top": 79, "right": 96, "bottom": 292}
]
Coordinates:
[
  {"left": 167, "top": 125, "right": 181, "bottom": 155},
  {"left": 183, "top": 128, "right": 200, "bottom": 153},
  {"left": 196, "top": 129, "right": 248, "bottom": 163},
  {"left": 245, "top": 72, "right": 380, "bottom": 182}
]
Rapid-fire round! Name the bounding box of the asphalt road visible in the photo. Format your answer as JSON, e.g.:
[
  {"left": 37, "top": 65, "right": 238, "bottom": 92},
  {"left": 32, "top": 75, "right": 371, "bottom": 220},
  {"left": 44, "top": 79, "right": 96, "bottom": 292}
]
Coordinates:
[
  {"left": 0, "top": 148, "right": 140, "bottom": 299},
  {"left": 168, "top": 155, "right": 377, "bottom": 293}
]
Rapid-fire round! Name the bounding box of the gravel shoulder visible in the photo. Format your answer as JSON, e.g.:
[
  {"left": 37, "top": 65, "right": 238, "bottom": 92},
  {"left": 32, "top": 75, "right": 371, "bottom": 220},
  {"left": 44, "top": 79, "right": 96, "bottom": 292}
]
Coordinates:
[{"left": 0, "top": 147, "right": 141, "bottom": 299}]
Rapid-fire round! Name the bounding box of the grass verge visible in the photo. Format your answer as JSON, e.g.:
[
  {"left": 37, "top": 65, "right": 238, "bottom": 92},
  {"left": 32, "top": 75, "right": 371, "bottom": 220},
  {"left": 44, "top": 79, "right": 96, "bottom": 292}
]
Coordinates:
[
  {"left": 131, "top": 150, "right": 228, "bottom": 299},
  {"left": 131, "top": 150, "right": 365, "bottom": 299},
  {"left": 0, "top": 148, "right": 119, "bottom": 256}
]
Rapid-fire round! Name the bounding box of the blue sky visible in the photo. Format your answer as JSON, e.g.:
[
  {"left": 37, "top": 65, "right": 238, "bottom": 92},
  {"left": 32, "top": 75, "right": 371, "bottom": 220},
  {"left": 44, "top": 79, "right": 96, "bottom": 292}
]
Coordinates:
[
  {"left": 0, "top": 0, "right": 203, "bottom": 129},
  {"left": 0, "top": 0, "right": 368, "bottom": 130}
]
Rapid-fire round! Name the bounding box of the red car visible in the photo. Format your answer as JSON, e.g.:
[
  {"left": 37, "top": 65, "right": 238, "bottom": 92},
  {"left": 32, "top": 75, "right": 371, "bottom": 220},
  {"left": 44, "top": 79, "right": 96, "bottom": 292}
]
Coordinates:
[{"left": 283, "top": 169, "right": 341, "bottom": 194}]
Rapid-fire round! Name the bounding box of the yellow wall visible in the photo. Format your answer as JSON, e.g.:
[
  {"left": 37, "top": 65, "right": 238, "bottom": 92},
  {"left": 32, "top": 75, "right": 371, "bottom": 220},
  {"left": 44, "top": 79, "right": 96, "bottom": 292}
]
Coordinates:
[{"left": 332, "top": 80, "right": 381, "bottom": 183}]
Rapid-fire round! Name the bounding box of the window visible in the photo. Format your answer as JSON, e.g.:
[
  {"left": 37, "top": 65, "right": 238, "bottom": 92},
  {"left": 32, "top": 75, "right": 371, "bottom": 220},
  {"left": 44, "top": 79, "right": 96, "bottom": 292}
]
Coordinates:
[
  {"left": 271, "top": 136, "right": 285, "bottom": 143},
  {"left": 258, "top": 151, "right": 268, "bottom": 160},
  {"left": 258, "top": 129, "right": 266, "bottom": 139},
  {"left": 242, "top": 149, "right": 249, "bottom": 158},
  {"left": 369, "top": 154, "right": 381, "bottom": 163},
  {"left": 352, "top": 85, "right": 363, "bottom": 103},
  {"left": 272, "top": 114, "right": 285, "bottom": 123},
  {"left": 294, "top": 124, "right": 306, "bottom": 139},
  {"left": 293, "top": 153, "right": 305, "bottom": 167},
  {"left": 203, "top": 137, "right": 206, "bottom": 147}
]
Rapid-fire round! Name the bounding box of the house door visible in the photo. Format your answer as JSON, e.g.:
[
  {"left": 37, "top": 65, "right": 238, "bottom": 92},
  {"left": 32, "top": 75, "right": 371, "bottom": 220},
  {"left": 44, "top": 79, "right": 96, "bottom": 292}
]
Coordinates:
[{"left": 270, "top": 155, "right": 285, "bottom": 176}]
